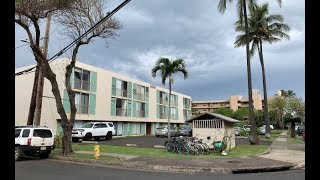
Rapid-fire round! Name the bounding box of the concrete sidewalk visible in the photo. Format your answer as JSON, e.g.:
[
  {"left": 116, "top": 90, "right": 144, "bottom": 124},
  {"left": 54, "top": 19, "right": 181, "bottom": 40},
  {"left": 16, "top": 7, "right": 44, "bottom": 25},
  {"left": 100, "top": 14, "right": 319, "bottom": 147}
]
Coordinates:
[{"left": 70, "top": 130, "right": 304, "bottom": 174}]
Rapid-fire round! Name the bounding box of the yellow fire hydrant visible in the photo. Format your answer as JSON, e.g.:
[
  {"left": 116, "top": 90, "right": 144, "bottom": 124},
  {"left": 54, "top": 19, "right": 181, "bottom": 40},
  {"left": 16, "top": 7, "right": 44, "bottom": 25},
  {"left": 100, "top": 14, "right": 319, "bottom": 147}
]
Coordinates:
[{"left": 93, "top": 145, "right": 100, "bottom": 160}]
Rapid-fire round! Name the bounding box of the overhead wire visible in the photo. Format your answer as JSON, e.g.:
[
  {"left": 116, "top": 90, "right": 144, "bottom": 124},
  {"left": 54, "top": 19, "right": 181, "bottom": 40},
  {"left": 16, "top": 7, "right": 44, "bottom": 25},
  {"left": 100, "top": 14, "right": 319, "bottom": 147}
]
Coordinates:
[{"left": 15, "top": 0, "right": 131, "bottom": 76}]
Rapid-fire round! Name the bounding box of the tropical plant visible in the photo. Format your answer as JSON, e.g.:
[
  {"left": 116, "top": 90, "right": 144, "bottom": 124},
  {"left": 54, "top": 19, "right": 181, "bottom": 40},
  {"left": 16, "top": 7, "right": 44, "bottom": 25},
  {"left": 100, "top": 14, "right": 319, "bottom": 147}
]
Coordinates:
[
  {"left": 232, "top": 107, "right": 249, "bottom": 121},
  {"left": 152, "top": 57, "right": 188, "bottom": 139},
  {"left": 212, "top": 108, "right": 234, "bottom": 118},
  {"left": 234, "top": 2, "right": 290, "bottom": 138}
]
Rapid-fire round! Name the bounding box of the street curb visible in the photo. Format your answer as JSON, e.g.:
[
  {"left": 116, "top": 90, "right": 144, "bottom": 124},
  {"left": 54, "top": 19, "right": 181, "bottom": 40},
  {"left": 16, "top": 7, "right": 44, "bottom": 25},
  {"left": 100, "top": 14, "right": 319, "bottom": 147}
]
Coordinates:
[
  {"left": 291, "top": 162, "right": 305, "bottom": 170},
  {"left": 257, "top": 147, "right": 272, "bottom": 155},
  {"left": 51, "top": 156, "right": 297, "bottom": 174}
]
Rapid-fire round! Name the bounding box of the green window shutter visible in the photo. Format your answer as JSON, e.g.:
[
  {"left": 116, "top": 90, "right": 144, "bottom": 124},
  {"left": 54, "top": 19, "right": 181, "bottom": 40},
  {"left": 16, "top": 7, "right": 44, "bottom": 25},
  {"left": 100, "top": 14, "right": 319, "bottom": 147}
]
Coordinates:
[
  {"left": 89, "top": 94, "right": 96, "bottom": 115},
  {"left": 63, "top": 89, "right": 70, "bottom": 113},
  {"left": 127, "top": 100, "right": 132, "bottom": 117},
  {"left": 111, "top": 97, "right": 116, "bottom": 116},
  {"left": 128, "top": 123, "right": 133, "bottom": 135},
  {"left": 140, "top": 123, "right": 146, "bottom": 135},
  {"left": 90, "top": 71, "right": 97, "bottom": 92},
  {"left": 123, "top": 122, "right": 128, "bottom": 136},
  {"left": 133, "top": 83, "right": 137, "bottom": 100},
  {"left": 56, "top": 120, "right": 63, "bottom": 136},
  {"left": 132, "top": 101, "right": 137, "bottom": 117},
  {"left": 175, "top": 95, "right": 178, "bottom": 107},
  {"left": 145, "top": 102, "right": 149, "bottom": 118},
  {"left": 156, "top": 105, "right": 160, "bottom": 118},
  {"left": 128, "top": 82, "right": 132, "bottom": 99},
  {"left": 175, "top": 107, "right": 179, "bottom": 120},
  {"left": 112, "top": 77, "right": 116, "bottom": 96},
  {"left": 70, "top": 69, "right": 74, "bottom": 89},
  {"left": 156, "top": 90, "right": 159, "bottom": 104},
  {"left": 145, "top": 87, "right": 149, "bottom": 102}
]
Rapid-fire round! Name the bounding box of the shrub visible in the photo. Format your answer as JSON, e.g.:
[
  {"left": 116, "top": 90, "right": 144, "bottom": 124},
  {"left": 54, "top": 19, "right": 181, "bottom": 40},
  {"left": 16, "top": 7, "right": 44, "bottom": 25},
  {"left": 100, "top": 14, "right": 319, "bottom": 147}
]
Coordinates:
[{"left": 54, "top": 133, "right": 63, "bottom": 148}]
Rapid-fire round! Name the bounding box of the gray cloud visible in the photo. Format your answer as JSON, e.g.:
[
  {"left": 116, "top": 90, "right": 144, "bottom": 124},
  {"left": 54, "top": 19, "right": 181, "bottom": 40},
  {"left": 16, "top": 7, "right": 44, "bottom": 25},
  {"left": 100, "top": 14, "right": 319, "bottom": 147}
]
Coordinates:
[{"left": 15, "top": 0, "right": 305, "bottom": 101}]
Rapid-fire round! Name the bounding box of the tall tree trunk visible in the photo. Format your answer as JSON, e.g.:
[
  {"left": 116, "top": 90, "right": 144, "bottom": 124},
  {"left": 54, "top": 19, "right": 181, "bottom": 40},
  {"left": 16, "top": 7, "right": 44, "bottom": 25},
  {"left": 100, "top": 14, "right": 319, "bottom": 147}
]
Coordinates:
[
  {"left": 167, "top": 79, "right": 172, "bottom": 140},
  {"left": 290, "top": 121, "right": 295, "bottom": 138},
  {"left": 27, "top": 65, "right": 39, "bottom": 125},
  {"left": 243, "top": 0, "right": 258, "bottom": 144},
  {"left": 258, "top": 40, "right": 271, "bottom": 138}
]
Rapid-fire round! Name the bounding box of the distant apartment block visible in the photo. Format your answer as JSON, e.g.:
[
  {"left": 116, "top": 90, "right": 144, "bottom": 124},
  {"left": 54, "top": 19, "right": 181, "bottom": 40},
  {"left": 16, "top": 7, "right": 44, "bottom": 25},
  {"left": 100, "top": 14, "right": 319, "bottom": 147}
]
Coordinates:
[
  {"left": 192, "top": 89, "right": 265, "bottom": 113},
  {"left": 15, "top": 59, "right": 192, "bottom": 136}
]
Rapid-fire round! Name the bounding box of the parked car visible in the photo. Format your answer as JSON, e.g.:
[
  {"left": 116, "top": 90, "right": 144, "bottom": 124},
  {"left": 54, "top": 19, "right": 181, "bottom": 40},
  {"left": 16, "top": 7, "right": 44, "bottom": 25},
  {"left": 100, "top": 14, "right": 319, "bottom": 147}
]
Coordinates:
[
  {"left": 233, "top": 127, "right": 241, "bottom": 136},
  {"left": 259, "top": 125, "right": 274, "bottom": 134},
  {"left": 15, "top": 126, "right": 55, "bottom": 161},
  {"left": 72, "top": 122, "right": 116, "bottom": 142},
  {"left": 178, "top": 126, "right": 192, "bottom": 137},
  {"left": 295, "top": 126, "right": 304, "bottom": 136},
  {"left": 155, "top": 126, "right": 178, "bottom": 137}
]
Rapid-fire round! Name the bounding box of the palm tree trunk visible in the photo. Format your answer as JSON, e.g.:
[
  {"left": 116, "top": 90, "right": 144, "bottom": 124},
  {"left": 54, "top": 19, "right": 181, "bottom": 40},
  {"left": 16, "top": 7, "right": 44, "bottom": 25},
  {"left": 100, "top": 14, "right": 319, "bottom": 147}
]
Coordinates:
[
  {"left": 243, "top": 0, "right": 258, "bottom": 144},
  {"left": 258, "top": 40, "right": 271, "bottom": 138},
  {"left": 167, "top": 80, "right": 172, "bottom": 140}
]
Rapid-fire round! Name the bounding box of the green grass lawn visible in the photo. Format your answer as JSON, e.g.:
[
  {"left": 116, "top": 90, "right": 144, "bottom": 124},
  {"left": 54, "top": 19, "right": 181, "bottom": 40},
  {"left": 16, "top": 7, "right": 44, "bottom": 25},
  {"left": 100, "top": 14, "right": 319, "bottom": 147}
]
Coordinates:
[
  {"left": 288, "top": 137, "right": 304, "bottom": 144},
  {"left": 69, "top": 143, "right": 270, "bottom": 159}
]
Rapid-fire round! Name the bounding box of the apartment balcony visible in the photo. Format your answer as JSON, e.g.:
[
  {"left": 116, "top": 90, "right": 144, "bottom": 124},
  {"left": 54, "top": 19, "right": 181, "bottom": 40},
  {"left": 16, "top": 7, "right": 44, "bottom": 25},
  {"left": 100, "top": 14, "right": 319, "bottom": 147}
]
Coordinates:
[
  {"left": 159, "top": 99, "right": 168, "bottom": 105},
  {"left": 116, "top": 108, "right": 128, "bottom": 116},
  {"left": 137, "top": 93, "right": 145, "bottom": 101},
  {"left": 116, "top": 88, "right": 128, "bottom": 98},
  {"left": 136, "top": 110, "right": 145, "bottom": 118},
  {"left": 76, "top": 104, "right": 89, "bottom": 114},
  {"left": 74, "top": 79, "right": 90, "bottom": 91},
  {"left": 160, "top": 112, "right": 167, "bottom": 119}
]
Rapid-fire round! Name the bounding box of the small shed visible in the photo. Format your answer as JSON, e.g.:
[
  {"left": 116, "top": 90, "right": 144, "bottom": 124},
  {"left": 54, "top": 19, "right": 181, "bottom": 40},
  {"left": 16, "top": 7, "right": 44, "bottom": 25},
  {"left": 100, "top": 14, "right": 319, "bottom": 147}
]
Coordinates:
[{"left": 186, "top": 112, "right": 240, "bottom": 150}]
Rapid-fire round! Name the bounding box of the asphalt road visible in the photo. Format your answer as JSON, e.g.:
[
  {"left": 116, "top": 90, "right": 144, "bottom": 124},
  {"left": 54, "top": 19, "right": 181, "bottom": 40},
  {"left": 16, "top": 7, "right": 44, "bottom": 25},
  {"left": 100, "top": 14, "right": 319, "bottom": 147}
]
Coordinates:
[
  {"left": 15, "top": 159, "right": 305, "bottom": 180},
  {"left": 83, "top": 135, "right": 272, "bottom": 148}
]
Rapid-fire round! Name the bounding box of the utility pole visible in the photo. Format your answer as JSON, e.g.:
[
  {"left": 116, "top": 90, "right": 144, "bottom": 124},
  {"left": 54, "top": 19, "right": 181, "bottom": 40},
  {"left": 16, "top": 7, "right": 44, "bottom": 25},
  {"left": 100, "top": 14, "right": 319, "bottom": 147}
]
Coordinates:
[{"left": 34, "top": 13, "right": 52, "bottom": 126}]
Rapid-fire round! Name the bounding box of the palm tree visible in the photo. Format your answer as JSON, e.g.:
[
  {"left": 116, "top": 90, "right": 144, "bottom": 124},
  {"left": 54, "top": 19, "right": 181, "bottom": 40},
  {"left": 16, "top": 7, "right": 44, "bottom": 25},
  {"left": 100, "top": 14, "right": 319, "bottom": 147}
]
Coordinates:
[
  {"left": 234, "top": 3, "right": 290, "bottom": 138},
  {"left": 152, "top": 57, "right": 188, "bottom": 139}
]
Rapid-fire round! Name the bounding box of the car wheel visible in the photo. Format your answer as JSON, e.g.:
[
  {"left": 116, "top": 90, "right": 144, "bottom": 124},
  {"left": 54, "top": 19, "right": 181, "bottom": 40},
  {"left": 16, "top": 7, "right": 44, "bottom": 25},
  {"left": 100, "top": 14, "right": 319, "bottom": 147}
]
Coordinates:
[
  {"left": 15, "top": 147, "right": 22, "bottom": 161},
  {"left": 72, "top": 137, "right": 79, "bottom": 143},
  {"left": 105, "top": 132, "right": 112, "bottom": 140},
  {"left": 156, "top": 135, "right": 160, "bottom": 137},
  {"left": 83, "top": 133, "right": 92, "bottom": 141}
]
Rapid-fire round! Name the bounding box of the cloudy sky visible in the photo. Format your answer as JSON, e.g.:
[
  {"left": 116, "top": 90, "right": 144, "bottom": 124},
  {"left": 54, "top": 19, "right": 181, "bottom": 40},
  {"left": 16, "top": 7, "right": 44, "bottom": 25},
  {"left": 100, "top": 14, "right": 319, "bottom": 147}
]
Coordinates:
[{"left": 15, "top": 0, "right": 304, "bottom": 101}]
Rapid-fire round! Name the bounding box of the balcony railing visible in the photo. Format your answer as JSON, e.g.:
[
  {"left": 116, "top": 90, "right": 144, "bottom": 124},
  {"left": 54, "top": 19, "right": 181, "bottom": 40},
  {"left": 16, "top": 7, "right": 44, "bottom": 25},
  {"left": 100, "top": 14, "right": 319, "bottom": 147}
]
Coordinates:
[
  {"left": 159, "top": 99, "right": 168, "bottom": 105},
  {"left": 116, "top": 88, "right": 128, "bottom": 98},
  {"left": 160, "top": 112, "right": 167, "bottom": 119},
  {"left": 136, "top": 110, "right": 145, "bottom": 117},
  {"left": 76, "top": 104, "right": 89, "bottom": 114},
  {"left": 116, "top": 108, "right": 127, "bottom": 116},
  {"left": 74, "top": 79, "right": 90, "bottom": 91},
  {"left": 137, "top": 93, "right": 145, "bottom": 101}
]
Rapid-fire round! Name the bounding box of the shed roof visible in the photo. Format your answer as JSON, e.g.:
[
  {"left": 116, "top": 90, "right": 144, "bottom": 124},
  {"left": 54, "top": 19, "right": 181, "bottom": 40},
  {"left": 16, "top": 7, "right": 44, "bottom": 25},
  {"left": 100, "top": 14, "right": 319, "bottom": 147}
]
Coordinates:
[{"left": 186, "top": 112, "right": 240, "bottom": 123}]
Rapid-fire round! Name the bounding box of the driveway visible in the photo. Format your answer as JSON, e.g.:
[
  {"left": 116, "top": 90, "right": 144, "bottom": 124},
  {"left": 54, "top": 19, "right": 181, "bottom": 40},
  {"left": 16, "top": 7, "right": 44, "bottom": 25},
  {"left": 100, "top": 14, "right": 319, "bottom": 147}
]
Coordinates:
[{"left": 83, "top": 135, "right": 272, "bottom": 148}]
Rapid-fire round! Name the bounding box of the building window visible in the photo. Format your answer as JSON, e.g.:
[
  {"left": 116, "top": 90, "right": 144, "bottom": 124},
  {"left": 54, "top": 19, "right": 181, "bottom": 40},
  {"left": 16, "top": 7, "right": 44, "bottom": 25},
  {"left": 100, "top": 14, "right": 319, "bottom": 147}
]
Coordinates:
[
  {"left": 116, "top": 98, "right": 127, "bottom": 116},
  {"left": 136, "top": 102, "right": 145, "bottom": 117},
  {"left": 183, "top": 98, "right": 190, "bottom": 109},
  {"left": 159, "top": 91, "right": 168, "bottom": 105},
  {"left": 183, "top": 109, "right": 188, "bottom": 120},
  {"left": 159, "top": 105, "right": 167, "bottom": 119},
  {"left": 137, "top": 85, "right": 146, "bottom": 101},
  {"left": 75, "top": 92, "right": 89, "bottom": 114},
  {"left": 116, "top": 79, "right": 128, "bottom": 97},
  {"left": 74, "top": 67, "right": 90, "bottom": 91},
  {"left": 170, "top": 107, "right": 176, "bottom": 119}
]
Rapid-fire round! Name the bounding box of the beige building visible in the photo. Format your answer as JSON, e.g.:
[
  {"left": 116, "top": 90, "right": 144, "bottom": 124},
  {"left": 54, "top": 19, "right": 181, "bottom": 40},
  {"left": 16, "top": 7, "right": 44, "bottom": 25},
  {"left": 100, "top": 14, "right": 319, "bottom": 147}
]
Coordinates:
[
  {"left": 15, "top": 59, "right": 192, "bottom": 136},
  {"left": 192, "top": 90, "right": 265, "bottom": 113}
]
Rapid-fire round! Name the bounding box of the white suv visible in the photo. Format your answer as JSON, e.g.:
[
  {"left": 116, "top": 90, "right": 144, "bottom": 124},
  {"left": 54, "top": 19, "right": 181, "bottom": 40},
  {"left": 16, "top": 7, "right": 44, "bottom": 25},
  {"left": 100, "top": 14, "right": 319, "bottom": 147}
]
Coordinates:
[
  {"left": 15, "top": 126, "right": 55, "bottom": 161},
  {"left": 72, "top": 122, "right": 115, "bottom": 142}
]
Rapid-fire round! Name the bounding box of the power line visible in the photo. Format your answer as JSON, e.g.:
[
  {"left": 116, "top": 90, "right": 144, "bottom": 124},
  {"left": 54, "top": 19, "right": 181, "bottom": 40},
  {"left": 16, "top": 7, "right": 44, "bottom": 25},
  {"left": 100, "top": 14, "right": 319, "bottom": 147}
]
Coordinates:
[{"left": 15, "top": 0, "right": 131, "bottom": 76}]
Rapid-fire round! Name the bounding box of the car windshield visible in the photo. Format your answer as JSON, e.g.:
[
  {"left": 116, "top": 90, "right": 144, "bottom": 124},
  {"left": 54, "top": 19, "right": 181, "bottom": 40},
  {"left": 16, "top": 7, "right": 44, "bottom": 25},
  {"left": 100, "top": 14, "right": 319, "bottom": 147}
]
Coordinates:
[
  {"left": 157, "top": 126, "right": 167, "bottom": 130},
  {"left": 81, "top": 123, "right": 94, "bottom": 128},
  {"left": 15, "top": 129, "right": 21, "bottom": 138},
  {"left": 180, "top": 127, "right": 190, "bottom": 130}
]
